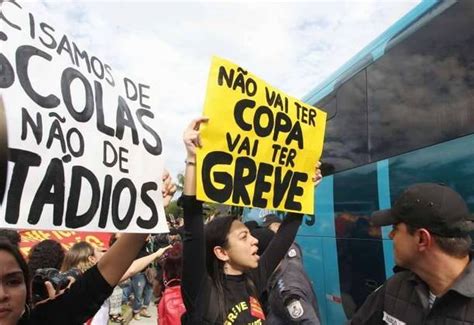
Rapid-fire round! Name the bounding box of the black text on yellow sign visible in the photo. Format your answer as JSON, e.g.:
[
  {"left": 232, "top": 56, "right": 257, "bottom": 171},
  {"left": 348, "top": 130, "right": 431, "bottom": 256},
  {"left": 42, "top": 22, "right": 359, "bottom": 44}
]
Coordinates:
[{"left": 197, "top": 57, "right": 326, "bottom": 214}]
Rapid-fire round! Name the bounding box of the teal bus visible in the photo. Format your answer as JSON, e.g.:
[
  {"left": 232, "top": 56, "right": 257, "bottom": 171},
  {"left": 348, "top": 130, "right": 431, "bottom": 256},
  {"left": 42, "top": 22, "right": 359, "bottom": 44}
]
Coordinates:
[{"left": 244, "top": 0, "right": 474, "bottom": 323}]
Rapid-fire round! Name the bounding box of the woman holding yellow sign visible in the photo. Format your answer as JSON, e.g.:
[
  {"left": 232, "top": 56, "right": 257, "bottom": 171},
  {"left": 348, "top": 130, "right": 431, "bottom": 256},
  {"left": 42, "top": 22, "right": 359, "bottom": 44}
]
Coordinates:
[{"left": 180, "top": 117, "right": 322, "bottom": 324}]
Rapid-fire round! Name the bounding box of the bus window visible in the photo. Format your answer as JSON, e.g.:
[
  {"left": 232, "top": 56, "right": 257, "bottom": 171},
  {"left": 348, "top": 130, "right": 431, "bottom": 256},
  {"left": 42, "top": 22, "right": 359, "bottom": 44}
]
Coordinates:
[
  {"left": 314, "top": 94, "right": 336, "bottom": 120},
  {"left": 333, "top": 163, "right": 386, "bottom": 318},
  {"left": 321, "top": 70, "right": 368, "bottom": 174},
  {"left": 367, "top": 1, "right": 474, "bottom": 162}
]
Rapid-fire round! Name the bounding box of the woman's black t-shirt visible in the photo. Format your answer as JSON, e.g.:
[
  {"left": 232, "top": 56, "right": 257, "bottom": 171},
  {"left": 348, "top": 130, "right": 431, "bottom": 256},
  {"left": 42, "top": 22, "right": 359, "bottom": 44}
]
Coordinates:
[
  {"left": 180, "top": 195, "right": 302, "bottom": 324},
  {"left": 18, "top": 264, "right": 113, "bottom": 325}
]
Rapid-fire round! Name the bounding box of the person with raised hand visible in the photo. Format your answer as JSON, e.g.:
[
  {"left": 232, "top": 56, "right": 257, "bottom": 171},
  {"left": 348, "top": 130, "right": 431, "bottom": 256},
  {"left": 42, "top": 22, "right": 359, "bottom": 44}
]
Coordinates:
[
  {"left": 0, "top": 170, "right": 176, "bottom": 325},
  {"left": 180, "top": 117, "right": 322, "bottom": 324}
]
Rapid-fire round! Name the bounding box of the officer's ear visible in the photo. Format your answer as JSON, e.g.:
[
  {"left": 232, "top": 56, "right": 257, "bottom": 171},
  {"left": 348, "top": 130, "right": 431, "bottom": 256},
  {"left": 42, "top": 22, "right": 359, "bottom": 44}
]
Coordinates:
[{"left": 417, "top": 228, "right": 432, "bottom": 252}]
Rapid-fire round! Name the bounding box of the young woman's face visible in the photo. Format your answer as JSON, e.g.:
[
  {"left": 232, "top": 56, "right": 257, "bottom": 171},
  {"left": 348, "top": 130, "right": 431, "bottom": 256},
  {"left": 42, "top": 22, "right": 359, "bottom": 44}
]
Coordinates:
[
  {"left": 90, "top": 247, "right": 107, "bottom": 263},
  {"left": 0, "top": 250, "right": 27, "bottom": 325},
  {"left": 224, "top": 221, "right": 260, "bottom": 273}
]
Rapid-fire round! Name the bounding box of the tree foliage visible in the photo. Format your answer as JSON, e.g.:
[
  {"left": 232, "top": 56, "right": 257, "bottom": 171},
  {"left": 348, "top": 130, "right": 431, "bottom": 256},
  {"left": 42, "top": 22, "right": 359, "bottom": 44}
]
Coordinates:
[{"left": 166, "top": 199, "right": 183, "bottom": 218}]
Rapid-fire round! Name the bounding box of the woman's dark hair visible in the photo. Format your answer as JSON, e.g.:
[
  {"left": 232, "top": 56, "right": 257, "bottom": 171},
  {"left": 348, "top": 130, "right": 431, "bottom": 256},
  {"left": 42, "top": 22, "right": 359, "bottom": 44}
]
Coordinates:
[
  {"left": 204, "top": 215, "right": 236, "bottom": 281},
  {"left": 27, "top": 239, "right": 65, "bottom": 276},
  {"left": 0, "top": 228, "right": 21, "bottom": 247},
  {"left": 204, "top": 215, "right": 258, "bottom": 321},
  {"left": 204, "top": 215, "right": 237, "bottom": 321},
  {"left": 0, "top": 238, "right": 31, "bottom": 305}
]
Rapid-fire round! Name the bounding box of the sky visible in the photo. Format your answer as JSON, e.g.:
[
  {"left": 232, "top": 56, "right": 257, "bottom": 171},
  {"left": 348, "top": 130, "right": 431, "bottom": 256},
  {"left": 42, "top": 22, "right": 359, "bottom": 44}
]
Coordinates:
[{"left": 10, "top": 0, "right": 420, "bottom": 181}]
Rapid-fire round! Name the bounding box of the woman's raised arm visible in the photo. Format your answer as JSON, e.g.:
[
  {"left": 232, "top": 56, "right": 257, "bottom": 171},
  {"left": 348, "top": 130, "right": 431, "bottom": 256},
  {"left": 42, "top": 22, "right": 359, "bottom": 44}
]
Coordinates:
[
  {"left": 98, "top": 170, "right": 176, "bottom": 286},
  {"left": 181, "top": 117, "right": 209, "bottom": 312}
]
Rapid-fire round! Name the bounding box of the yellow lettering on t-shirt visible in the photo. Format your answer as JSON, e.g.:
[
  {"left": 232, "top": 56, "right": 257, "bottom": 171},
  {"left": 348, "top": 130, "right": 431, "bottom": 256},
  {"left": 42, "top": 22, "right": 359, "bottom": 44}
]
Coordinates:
[{"left": 225, "top": 301, "right": 253, "bottom": 324}]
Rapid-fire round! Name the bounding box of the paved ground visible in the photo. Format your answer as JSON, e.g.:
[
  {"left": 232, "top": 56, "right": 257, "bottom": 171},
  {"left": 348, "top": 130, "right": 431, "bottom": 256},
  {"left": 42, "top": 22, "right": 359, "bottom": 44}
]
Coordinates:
[{"left": 128, "top": 304, "right": 157, "bottom": 325}]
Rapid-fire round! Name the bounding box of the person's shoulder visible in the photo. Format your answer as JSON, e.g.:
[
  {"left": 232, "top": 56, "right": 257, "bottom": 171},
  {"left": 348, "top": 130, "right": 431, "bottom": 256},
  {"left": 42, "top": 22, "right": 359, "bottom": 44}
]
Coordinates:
[
  {"left": 383, "top": 269, "right": 413, "bottom": 287},
  {"left": 366, "top": 270, "right": 412, "bottom": 294},
  {"left": 383, "top": 269, "right": 417, "bottom": 297}
]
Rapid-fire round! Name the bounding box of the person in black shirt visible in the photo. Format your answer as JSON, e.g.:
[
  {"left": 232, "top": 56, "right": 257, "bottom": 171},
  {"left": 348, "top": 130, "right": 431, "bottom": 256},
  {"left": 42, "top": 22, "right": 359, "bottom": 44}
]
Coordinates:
[
  {"left": 180, "top": 117, "right": 322, "bottom": 324},
  {"left": 0, "top": 171, "right": 176, "bottom": 325}
]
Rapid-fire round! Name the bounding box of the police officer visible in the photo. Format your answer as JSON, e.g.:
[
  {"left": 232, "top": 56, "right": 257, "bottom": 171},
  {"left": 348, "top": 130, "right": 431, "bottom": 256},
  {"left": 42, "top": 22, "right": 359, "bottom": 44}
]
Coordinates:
[
  {"left": 254, "top": 215, "right": 321, "bottom": 324},
  {"left": 351, "top": 183, "right": 474, "bottom": 324},
  {"left": 267, "top": 242, "right": 321, "bottom": 324}
]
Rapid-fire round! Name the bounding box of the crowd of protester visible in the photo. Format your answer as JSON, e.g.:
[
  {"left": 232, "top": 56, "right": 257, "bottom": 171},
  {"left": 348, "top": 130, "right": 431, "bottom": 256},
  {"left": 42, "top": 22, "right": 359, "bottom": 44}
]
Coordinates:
[
  {"left": 0, "top": 222, "right": 183, "bottom": 324},
  {"left": 2, "top": 117, "right": 474, "bottom": 325}
]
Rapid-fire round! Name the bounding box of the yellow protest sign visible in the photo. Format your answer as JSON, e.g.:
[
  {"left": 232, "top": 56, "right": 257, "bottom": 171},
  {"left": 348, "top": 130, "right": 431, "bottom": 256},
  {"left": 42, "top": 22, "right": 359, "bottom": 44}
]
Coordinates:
[{"left": 197, "top": 57, "right": 326, "bottom": 214}]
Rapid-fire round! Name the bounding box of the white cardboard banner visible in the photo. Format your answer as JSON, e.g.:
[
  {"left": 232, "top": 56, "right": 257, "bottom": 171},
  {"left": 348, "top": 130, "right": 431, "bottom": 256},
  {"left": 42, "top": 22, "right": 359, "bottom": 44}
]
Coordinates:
[{"left": 0, "top": 1, "right": 167, "bottom": 233}]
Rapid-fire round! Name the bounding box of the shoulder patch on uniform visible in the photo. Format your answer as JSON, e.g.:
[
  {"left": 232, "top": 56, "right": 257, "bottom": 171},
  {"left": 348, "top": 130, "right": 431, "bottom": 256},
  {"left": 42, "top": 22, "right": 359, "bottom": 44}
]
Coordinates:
[
  {"left": 383, "top": 311, "right": 406, "bottom": 325},
  {"left": 288, "top": 248, "right": 297, "bottom": 257},
  {"left": 286, "top": 299, "right": 304, "bottom": 319}
]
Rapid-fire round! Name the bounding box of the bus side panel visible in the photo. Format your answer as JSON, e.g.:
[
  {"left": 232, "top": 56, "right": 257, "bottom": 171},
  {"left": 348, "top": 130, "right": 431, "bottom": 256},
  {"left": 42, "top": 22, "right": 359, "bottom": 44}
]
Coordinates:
[
  {"left": 333, "top": 163, "right": 386, "bottom": 319},
  {"left": 299, "top": 175, "right": 336, "bottom": 237},
  {"left": 296, "top": 236, "right": 328, "bottom": 324},
  {"left": 322, "top": 237, "right": 348, "bottom": 325},
  {"left": 377, "top": 160, "right": 395, "bottom": 279},
  {"left": 389, "top": 134, "right": 474, "bottom": 223},
  {"left": 298, "top": 176, "right": 346, "bottom": 324}
]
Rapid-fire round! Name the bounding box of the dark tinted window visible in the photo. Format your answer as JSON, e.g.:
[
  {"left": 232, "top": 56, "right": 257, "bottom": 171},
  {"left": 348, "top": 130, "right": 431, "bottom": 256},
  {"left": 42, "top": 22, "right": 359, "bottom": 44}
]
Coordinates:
[
  {"left": 333, "top": 164, "right": 386, "bottom": 317},
  {"left": 368, "top": 1, "right": 474, "bottom": 161},
  {"left": 314, "top": 94, "right": 336, "bottom": 120},
  {"left": 320, "top": 71, "right": 368, "bottom": 173}
]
